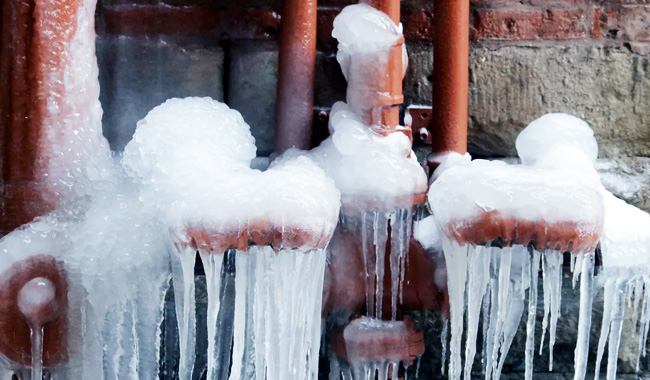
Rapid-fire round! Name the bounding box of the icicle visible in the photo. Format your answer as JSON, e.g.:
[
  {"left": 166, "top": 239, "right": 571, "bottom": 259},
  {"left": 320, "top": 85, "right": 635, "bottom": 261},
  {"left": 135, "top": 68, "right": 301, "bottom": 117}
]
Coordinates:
[
  {"left": 441, "top": 318, "right": 449, "bottom": 375},
  {"left": 606, "top": 279, "right": 627, "bottom": 380},
  {"left": 30, "top": 327, "right": 43, "bottom": 380},
  {"left": 374, "top": 212, "right": 387, "bottom": 319},
  {"left": 489, "top": 246, "right": 526, "bottom": 380},
  {"left": 463, "top": 246, "right": 490, "bottom": 380},
  {"left": 199, "top": 251, "right": 225, "bottom": 380},
  {"left": 390, "top": 208, "right": 412, "bottom": 320},
  {"left": 525, "top": 249, "right": 541, "bottom": 380},
  {"left": 595, "top": 278, "right": 616, "bottom": 380},
  {"left": 539, "top": 250, "right": 563, "bottom": 371},
  {"left": 573, "top": 253, "right": 595, "bottom": 380},
  {"left": 489, "top": 247, "right": 512, "bottom": 378},
  {"left": 415, "top": 354, "right": 422, "bottom": 378},
  {"left": 171, "top": 246, "right": 198, "bottom": 380},
  {"left": 484, "top": 253, "right": 500, "bottom": 380},
  {"left": 441, "top": 238, "right": 468, "bottom": 380},
  {"left": 572, "top": 254, "right": 583, "bottom": 289},
  {"left": 481, "top": 284, "right": 491, "bottom": 376},
  {"left": 637, "top": 278, "right": 650, "bottom": 371},
  {"left": 632, "top": 278, "right": 644, "bottom": 332}
]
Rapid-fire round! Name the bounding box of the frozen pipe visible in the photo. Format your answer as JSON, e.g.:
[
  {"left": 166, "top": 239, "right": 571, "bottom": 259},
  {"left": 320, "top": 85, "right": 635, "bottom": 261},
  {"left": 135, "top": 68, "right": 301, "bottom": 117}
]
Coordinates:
[
  {"left": 0, "top": 0, "right": 107, "bottom": 233},
  {"left": 0, "top": 255, "right": 68, "bottom": 368},
  {"left": 274, "top": 0, "right": 318, "bottom": 153},
  {"left": 429, "top": 0, "right": 469, "bottom": 166},
  {"left": 359, "top": 0, "right": 405, "bottom": 133}
]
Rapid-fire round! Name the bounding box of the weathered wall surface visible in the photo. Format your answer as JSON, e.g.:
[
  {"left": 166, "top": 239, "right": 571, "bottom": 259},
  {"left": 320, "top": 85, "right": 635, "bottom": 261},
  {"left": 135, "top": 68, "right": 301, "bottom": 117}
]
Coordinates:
[{"left": 96, "top": 0, "right": 650, "bottom": 210}]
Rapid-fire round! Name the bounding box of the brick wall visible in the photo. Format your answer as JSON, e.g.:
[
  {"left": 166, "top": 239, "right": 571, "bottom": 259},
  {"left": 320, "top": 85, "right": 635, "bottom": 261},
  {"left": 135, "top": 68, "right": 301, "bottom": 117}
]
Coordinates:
[{"left": 97, "top": 0, "right": 650, "bottom": 159}]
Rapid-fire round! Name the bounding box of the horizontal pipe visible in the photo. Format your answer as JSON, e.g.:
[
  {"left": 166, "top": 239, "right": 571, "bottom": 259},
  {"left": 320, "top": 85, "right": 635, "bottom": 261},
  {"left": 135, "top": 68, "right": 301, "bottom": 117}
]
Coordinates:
[
  {"left": 274, "top": 0, "right": 318, "bottom": 153},
  {"left": 431, "top": 0, "right": 469, "bottom": 158}
]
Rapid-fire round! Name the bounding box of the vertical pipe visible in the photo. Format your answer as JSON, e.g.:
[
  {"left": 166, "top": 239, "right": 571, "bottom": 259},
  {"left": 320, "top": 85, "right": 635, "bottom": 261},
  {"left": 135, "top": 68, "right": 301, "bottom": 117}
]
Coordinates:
[
  {"left": 359, "top": 0, "right": 403, "bottom": 132},
  {"left": 274, "top": 0, "right": 318, "bottom": 154},
  {"left": 430, "top": 0, "right": 469, "bottom": 158}
]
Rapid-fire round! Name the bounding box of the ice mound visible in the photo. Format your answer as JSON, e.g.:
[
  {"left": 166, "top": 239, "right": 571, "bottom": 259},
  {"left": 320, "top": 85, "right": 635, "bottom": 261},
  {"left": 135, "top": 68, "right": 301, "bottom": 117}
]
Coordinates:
[
  {"left": 123, "top": 97, "right": 341, "bottom": 250},
  {"left": 516, "top": 113, "right": 598, "bottom": 168},
  {"left": 309, "top": 102, "right": 427, "bottom": 203}
]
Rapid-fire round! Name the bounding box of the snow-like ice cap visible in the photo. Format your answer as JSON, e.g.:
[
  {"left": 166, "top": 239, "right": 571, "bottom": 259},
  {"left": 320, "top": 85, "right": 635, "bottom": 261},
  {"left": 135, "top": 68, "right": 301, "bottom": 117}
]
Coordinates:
[
  {"left": 516, "top": 113, "right": 598, "bottom": 168},
  {"left": 332, "top": 3, "right": 401, "bottom": 59},
  {"left": 122, "top": 97, "right": 341, "bottom": 245},
  {"left": 308, "top": 102, "right": 427, "bottom": 201},
  {"left": 122, "top": 97, "right": 256, "bottom": 183},
  {"left": 600, "top": 189, "right": 650, "bottom": 270}
]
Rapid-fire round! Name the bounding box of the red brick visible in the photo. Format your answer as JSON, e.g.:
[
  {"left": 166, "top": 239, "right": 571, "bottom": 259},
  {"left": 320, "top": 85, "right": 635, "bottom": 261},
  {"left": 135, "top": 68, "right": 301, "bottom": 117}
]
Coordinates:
[
  {"left": 473, "top": 8, "right": 587, "bottom": 40},
  {"left": 595, "top": 4, "right": 650, "bottom": 41}
]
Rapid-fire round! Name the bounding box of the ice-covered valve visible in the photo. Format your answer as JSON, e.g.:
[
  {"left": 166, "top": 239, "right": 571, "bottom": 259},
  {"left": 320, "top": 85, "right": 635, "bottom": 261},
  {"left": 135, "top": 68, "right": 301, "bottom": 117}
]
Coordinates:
[{"left": 17, "top": 277, "right": 58, "bottom": 329}]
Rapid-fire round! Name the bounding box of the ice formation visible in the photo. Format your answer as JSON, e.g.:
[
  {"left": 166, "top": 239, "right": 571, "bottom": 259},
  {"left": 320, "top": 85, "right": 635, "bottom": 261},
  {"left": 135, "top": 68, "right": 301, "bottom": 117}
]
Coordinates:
[
  {"left": 591, "top": 190, "right": 650, "bottom": 379},
  {"left": 123, "top": 97, "right": 341, "bottom": 380},
  {"left": 323, "top": 5, "right": 427, "bottom": 379},
  {"left": 428, "top": 113, "right": 604, "bottom": 380},
  {"left": 0, "top": 170, "right": 173, "bottom": 380}
]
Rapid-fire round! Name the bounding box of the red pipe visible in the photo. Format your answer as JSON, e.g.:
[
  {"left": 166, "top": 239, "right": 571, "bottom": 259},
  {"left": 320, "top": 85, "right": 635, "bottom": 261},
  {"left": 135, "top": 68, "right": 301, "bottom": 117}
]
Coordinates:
[
  {"left": 0, "top": 0, "right": 95, "bottom": 233},
  {"left": 358, "top": 0, "right": 405, "bottom": 134},
  {"left": 274, "top": 0, "right": 318, "bottom": 153},
  {"left": 430, "top": 0, "right": 469, "bottom": 160}
]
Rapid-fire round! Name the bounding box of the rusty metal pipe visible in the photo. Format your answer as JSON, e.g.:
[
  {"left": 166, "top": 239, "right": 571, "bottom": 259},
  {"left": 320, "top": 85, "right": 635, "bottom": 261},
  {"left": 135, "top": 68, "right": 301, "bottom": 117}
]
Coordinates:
[
  {"left": 430, "top": 0, "right": 470, "bottom": 159},
  {"left": 274, "top": 0, "right": 318, "bottom": 153},
  {"left": 359, "top": 0, "right": 404, "bottom": 133}
]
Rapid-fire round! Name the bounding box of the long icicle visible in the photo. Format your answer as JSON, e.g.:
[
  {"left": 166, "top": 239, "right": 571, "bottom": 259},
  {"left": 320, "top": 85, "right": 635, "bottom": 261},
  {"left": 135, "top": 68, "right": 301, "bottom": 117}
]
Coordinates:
[
  {"left": 463, "top": 246, "right": 490, "bottom": 380},
  {"left": 524, "top": 249, "right": 541, "bottom": 380},
  {"left": 441, "top": 238, "right": 468, "bottom": 380},
  {"left": 573, "top": 252, "right": 595, "bottom": 380}
]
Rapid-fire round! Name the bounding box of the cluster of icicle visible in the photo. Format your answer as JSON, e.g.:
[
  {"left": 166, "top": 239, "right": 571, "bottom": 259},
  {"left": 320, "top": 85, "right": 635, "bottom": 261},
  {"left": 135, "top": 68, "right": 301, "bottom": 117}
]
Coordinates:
[
  {"left": 316, "top": 4, "right": 428, "bottom": 380},
  {"left": 591, "top": 188, "right": 650, "bottom": 379},
  {"left": 123, "top": 96, "right": 341, "bottom": 380},
  {"left": 428, "top": 114, "right": 606, "bottom": 380}
]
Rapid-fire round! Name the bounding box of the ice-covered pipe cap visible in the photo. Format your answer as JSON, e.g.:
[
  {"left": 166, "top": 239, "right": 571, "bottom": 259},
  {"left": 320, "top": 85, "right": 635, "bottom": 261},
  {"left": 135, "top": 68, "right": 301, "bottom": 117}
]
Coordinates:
[{"left": 516, "top": 113, "right": 598, "bottom": 168}]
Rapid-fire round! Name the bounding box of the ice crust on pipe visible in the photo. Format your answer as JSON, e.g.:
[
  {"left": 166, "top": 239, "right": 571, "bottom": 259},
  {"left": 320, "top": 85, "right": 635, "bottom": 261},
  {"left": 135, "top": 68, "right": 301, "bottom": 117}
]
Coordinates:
[
  {"left": 600, "top": 190, "right": 650, "bottom": 270},
  {"left": 308, "top": 102, "right": 427, "bottom": 201},
  {"left": 36, "top": 0, "right": 113, "bottom": 203},
  {"left": 122, "top": 97, "right": 341, "bottom": 243},
  {"left": 428, "top": 160, "right": 604, "bottom": 251},
  {"left": 332, "top": 4, "right": 408, "bottom": 121}
]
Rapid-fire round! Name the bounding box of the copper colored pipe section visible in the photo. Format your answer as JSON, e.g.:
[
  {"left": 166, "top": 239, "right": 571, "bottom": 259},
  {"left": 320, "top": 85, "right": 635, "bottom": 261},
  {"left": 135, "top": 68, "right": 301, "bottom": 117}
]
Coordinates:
[
  {"left": 274, "top": 0, "right": 318, "bottom": 153},
  {"left": 430, "top": 0, "right": 469, "bottom": 159},
  {"left": 359, "top": 0, "right": 404, "bottom": 133},
  {"left": 443, "top": 212, "right": 602, "bottom": 254},
  {"left": 0, "top": 0, "right": 89, "bottom": 232}
]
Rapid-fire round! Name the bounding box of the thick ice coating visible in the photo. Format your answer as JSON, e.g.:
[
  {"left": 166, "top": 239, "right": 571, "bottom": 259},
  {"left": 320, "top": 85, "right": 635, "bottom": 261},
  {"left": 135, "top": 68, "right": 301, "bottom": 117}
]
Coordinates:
[
  {"left": 308, "top": 102, "right": 427, "bottom": 201},
  {"left": 428, "top": 160, "right": 604, "bottom": 252},
  {"left": 332, "top": 3, "right": 402, "bottom": 79},
  {"left": 123, "top": 97, "right": 341, "bottom": 247},
  {"left": 516, "top": 113, "right": 598, "bottom": 168},
  {"left": 600, "top": 190, "right": 650, "bottom": 270}
]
